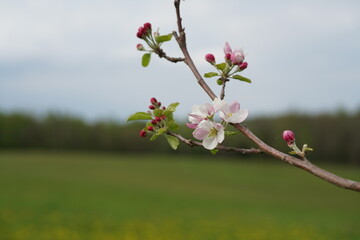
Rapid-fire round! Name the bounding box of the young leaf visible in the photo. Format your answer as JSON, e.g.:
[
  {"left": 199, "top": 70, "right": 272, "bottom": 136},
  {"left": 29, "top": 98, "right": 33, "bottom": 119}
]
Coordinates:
[
  {"left": 165, "top": 134, "right": 179, "bottom": 150},
  {"left": 204, "top": 72, "right": 219, "bottom": 78},
  {"left": 164, "top": 102, "right": 180, "bottom": 115},
  {"left": 167, "top": 120, "right": 179, "bottom": 131},
  {"left": 127, "top": 112, "right": 152, "bottom": 121},
  {"left": 210, "top": 149, "right": 219, "bottom": 155},
  {"left": 150, "top": 134, "right": 160, "bottom": 141},
  {"left": 225, "top": 131, "right": 240, "bottom": 136},
  {"left": 153, "top": 109, "right": 163, "bottom": 117},
  {"left": 231, "top": 74, "right": 252, "bottom": 83},
  {"left": 155, "top": 34, "right": 173, "bottom": 43},
  {"left": 216, "top": 63, "right": 227, "bottom": 71},
  {"left": 142, "top": 53, "right": 151, "bottom": 67}
]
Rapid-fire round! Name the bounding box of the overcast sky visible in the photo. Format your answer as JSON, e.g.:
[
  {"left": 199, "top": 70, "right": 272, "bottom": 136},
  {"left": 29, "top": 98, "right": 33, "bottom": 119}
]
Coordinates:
[{"left": 1, "top": 0, "right": 359, "bottom": 121}]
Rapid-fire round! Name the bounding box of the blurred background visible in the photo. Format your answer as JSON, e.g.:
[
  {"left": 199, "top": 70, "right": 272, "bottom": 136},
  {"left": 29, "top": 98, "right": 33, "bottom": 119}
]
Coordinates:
[{"left": 0, "top": 0, "right": 360, "bottom": 239}]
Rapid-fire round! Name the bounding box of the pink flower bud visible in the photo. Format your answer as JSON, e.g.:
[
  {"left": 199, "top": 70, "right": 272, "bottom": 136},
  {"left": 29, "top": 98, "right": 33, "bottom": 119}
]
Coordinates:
[
  {"left": 143, "top": 22, "right": 152, "bottom": 32},
  {"left": 225, "top": 53, "right": 231, "bottom": 61},
  {"left": 230, "top": 49, "right": 245, "bottom": 65},
  {"left": 161, "top": 115, "right": 166, "bottom": 120},
  {"left": 139, "top": 130, "right": 147, "bottom": 137},
  {"left": 239, "top": 62, "right": 248, "bottom": 70},
  {"left": 150, "top": 97, "right": 157, "bottom": 104},
  {"left": 147, "top": 126, "right": 154, "bottom": 131},
  {"left": 155, "top": 117, "right": 161, "bottom": 122},
  {"left": 137, "top": 27, "right": 145, "bottom": 39},
  {"left": 149, "top": 105, "right": 155, "bottom": 110},
  {"left": 282, "top": 130, "right": 295, "bottom": 145},
  {"left": 157, "top": 102, "right": 161, "bottom": 107},
  {"left": 162, "top": 106, "right": 166, "bottom": 110},
  {"left": 205, "top": 53, "right": 215, "bottom": 63},
  {"left": 136, "top": 43, "right": 144, "bottom": 51},
  {"left": 151, "top": 120, "right": 157, "bottom": 125}
]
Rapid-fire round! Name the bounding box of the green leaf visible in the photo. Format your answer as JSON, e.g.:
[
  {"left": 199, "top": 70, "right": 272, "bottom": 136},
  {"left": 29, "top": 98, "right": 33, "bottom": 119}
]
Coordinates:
[
  {"left": 289, "top": 151, "right": 297, "bottom": 155},
  {"left": 150, "top": 134, "right": 159, "bottom": 141},
  {"left": 142, "top": 53, "right": 151, "bottom": 67},
  {"left": 231, "top": 74, "right": 252, "bottom": 83},
  {"left": 164, "top": 102, "right": 180, "bottom": 116},
  {"left": 165, "top": 134, "right": 179, "bottom": 150},
  {"left": 155, "top": 34, "right": 173, "bottom": 43},
  {"left": 167, "top": 120, "right": 179, "bottom": 131},
  {"left": 210, "top": 149, "right": 219, "bottom": 155},
  {"left": 204, "top": 72, "right": 219, "bottom": 78},
  {"left": 127, "top": 112, "right": 152, "bottom": 121},
  {"left": 225, "top": 131, "right": 240, "bottom": 136},
  {"left": 216, "top": 63, "right": 227, "bottom": 71},
  {"left": 153, "top": 109, "right": 163, "bottom": 117}
]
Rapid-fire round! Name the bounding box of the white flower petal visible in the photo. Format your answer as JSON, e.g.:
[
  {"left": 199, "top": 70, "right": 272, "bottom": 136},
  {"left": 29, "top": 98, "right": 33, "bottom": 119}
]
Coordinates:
[{"left": 202, "top": 136, "right": 218, "bottom": 150}]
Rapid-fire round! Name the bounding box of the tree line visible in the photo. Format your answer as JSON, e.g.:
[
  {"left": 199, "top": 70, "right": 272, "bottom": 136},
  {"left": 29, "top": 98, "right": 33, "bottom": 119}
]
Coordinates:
[{"left": 0, "top": 110, "right": 359, "bottom": 165}]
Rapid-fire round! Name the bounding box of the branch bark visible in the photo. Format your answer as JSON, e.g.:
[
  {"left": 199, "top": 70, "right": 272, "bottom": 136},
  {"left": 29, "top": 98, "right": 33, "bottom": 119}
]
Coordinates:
[
  {"left": 154, "top": 48, "right": 185, "bottom": 63},
  {"left": 172, "top": 0, "right": 360, "bottom": 192},
  {"left": 168, "top": 132, "right": 262, "bottom": 155}
]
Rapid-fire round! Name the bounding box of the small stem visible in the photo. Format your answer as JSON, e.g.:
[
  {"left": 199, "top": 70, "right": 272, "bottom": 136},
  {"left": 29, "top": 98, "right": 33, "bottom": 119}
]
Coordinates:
[
  {"left": 168, "top": 132, "right": 262, "bottom": 154},
  {"left": 154, "top": 48, "right": 185, "bottom": 63},
  {"left": 220, "top": 78, "right": 228, "bottom": 100}
]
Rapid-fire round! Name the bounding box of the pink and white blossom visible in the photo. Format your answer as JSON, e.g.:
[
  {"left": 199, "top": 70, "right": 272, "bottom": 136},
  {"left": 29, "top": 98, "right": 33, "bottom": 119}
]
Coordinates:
[
  {"left": 230, "top": 49, "right": 245, "bottom": 65},
  {"left": 223, "top": 42, "right": 245, "bottom": 65},
  {"left": 224, "top": 42, "right": 232, "bottom": 55},
  {"left": 187, "top": 98, "right": 224, "bottom": 129},
  {"left": 219, "top": 100, "right": 248, "bottom": 124},
  {"left": 193, "top": 120, "right": 225, "bottom": 150}
]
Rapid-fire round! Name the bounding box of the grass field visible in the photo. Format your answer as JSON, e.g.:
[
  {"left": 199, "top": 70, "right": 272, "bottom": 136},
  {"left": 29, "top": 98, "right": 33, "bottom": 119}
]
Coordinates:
[{"left": 0, "top": 151, "right": 359, "bottom": 240}]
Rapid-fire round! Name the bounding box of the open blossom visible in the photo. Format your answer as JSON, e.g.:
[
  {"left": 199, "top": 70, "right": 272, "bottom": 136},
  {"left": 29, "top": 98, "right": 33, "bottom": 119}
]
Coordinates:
[
  {"left": 187, "top": 103, "right": 215, "bottom": 128},
  {"left": 193, "top": 120, "right": 225, "bottom": 150},
  {"left": 187, "top": 98, "right": 223, "bottom": 129},
  {"left": 223, "top": 42, "right": 245, "bottom": 65},
  {"left": 219, "top": 100, "right": 248, "bottom": 124}
]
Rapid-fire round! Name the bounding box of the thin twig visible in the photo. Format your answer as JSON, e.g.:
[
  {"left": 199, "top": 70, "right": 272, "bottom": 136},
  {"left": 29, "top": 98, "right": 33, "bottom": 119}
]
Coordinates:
[
  {"left": 220, "top": 78, "right": 228, "bottom": 100},
  {"left": 154, "top": 48, "right": 185, "bottom": 63},
  {"left": 168, "top": 132, "right": 262, "bottom": 154},
  {"left": 172, "top": 0, "right": 360, "bottom": 192}
]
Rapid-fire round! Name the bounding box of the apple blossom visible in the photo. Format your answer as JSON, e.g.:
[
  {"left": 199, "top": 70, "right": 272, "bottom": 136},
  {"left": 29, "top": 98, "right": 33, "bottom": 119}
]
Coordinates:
[
  {"left": 224, "top": 42, "right": 232, "bottom": 55},
  {"left": 136, "top": 43, "right": 144, "bottom": 51},
  {"left": 139, "top": 130, "right": 147, "bottom": 137},
  {"left": 187, "top": 103, "right": 216, "bottom": 128},
  {"left": 223, "top": 42, "right": 245, "bottom": 65},
  {"left": 219, "top": 100, "right": 248, "bottom": 124},
  {"left": 230, "top": 49, "right": 245, "bottom": 65},
  {"left": 239, "top": 62, "right": 248, "bottom": 70},
  {"left": 283, "top": 130, "right": 295, "bottom": 145},
  {"left": 187, "top": 98, "right": 223, "bottom": 129},
  {"left": 205, "top": 53, "right": 215, "bottom": 63},
  {"left": 193, "top": 120, "right": 225, "bottom": 150}
]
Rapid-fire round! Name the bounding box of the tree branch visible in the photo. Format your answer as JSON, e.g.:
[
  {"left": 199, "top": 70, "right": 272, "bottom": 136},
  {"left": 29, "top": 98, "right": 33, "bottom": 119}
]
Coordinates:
[
  {"left": 168, "top": 132, "right": 262, "bottom": 154},
  {"left": 172, "top": 0, "right": 360, "bottom": 192},
  {"left": 154, "top": 48, "right": 185, "bottom": 63}
]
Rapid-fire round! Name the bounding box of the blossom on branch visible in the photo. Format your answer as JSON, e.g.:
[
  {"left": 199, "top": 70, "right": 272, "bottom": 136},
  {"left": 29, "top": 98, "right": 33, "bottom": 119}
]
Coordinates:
[
  {"left": 223, "top": 42, "right": 245, "bottom": 65},
  {"left": 193, "top": 120, "right": 225, "bottom": 150},
  {"left": 219, "top": 100, "right": 248, "bottom": 124}
]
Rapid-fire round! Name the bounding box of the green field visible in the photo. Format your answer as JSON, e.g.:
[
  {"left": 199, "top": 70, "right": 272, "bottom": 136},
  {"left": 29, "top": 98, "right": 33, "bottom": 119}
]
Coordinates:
[{"left": 0, "top": 151, "right": 359, "bottom": 240}]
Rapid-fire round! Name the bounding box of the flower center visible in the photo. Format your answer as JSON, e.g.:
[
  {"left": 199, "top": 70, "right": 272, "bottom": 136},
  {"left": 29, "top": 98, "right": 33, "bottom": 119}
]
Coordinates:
[{"left": 208, "top": 127, "right": 218, "bottom": 137}]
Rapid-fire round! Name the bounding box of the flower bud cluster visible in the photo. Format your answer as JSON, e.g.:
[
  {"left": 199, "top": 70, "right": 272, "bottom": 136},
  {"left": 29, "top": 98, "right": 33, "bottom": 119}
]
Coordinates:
[
  {"left": 136, "top": 22, "right": 155, "bottom": 52},
  {"left": 139, "top": 97, "right": 170, "bottom": 138},
  {"left": 204, "top": 42, "right": 250, "bottom": 86},
  {"left": 137, "top": 22, "right": 152, "bottom": 39}
]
